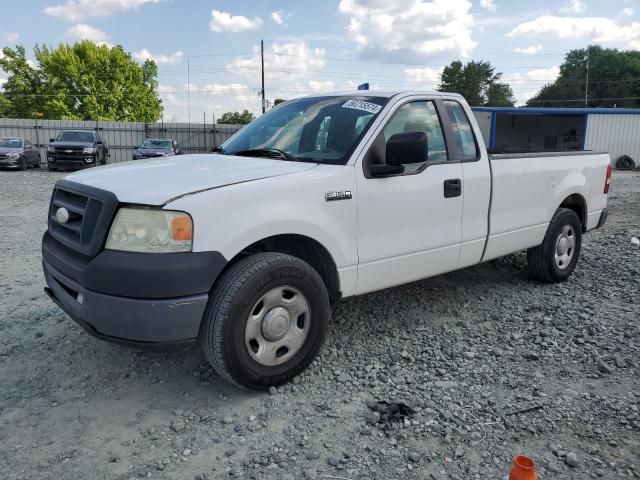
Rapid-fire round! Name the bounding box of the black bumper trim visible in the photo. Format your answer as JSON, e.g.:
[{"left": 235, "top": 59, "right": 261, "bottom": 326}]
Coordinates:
[
  {"left": 42, "top": 232, "right": 227, "bottom": 299},
  {"left": 596, "top": 208, "right": 608, "bottom": 229}
]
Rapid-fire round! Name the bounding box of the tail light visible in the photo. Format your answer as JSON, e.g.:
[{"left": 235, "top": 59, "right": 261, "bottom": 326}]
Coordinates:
[{"left": 604, "top": 164, "right": 612, "bottom": 194}]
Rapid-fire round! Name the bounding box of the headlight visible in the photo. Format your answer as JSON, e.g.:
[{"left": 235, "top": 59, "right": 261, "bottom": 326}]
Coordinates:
[
  {"left": 47, "top": 146, "right": 55, "bottom": 153},
  {"left": 7, "top": 151, "right": 20, "bottom": 158},
  {"left": 106, "top": 208, "right": 193, "bottom": 253},
  {"left": 83, "top": 147, "right": 95, "bottom": 154}
]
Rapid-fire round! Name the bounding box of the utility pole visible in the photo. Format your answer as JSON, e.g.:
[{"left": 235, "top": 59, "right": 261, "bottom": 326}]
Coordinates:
[
  {"left": 584, "top": 47, "right": 590, "bottom": 108},
  {"left": 261, "top": 39, "right": 266, "bottom": 114},
  {"left": 187, "top": 59, "right": 191, "bottom": 152}
]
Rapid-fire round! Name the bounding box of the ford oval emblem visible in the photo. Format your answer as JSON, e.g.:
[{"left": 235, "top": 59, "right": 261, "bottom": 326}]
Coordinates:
[{"left": 56, "top": 207, "right": 69, "bottom": 224}]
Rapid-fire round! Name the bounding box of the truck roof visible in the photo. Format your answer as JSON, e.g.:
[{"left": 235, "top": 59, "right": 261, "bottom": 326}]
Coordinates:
[{"left": 316, "top": 90, "right": 463, "bottom": 99}]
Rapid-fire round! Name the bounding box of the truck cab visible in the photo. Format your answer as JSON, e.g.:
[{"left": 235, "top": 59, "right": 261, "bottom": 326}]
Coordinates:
[{"left": 42, "top": 92, "right": 610, "bottom": 390}]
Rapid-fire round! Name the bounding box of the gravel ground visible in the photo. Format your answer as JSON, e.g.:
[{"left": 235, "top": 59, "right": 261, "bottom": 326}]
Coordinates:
[{"left": 0, "top": 169, "right": 638, "bottom": 480}]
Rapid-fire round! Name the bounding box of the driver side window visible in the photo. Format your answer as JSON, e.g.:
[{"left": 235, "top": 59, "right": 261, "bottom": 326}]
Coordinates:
[{"left": 382, "top": 101, "right": 447, "bottom": 173}]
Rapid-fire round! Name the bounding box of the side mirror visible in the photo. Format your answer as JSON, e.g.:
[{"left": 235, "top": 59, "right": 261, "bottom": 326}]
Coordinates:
[
  {"left": 49, "top": 138, "right": 55, "bottom": 143},
  {"left": 386, "top": 132, "right": 428, "bottom": 166},
  {"left": 96, "top": 140, "right": 103, "bottom": 145}
]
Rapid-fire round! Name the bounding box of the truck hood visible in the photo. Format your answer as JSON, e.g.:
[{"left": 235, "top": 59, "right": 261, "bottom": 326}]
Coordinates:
[
  {"left": 65, "top": 154, "right": 318, "bottom": 205},
  {"left": 50, "top": 141, "right": 94, "bottom": 147}
]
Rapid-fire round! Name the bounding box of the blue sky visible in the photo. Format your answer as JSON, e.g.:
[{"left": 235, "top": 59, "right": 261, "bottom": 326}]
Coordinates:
[{"left": 1, "top": 0, "right": 639, "bottom": 121}]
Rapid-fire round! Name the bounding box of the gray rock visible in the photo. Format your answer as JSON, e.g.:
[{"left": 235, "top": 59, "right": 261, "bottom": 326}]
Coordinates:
[
  {"left": 171, "top": 418, "right": 186, "bottom": 432},
  {"left": 597, "top": 360, "right": 613, "bottom": 374},
  {"left": 268, "top": 386, "right": 278, "bottom": 395},
  {"left": 565, "top": 452, "right": 578, "bottom": 468},
  {"left": 304, "top": 469, "right": 318, "bottom": 480},
  {"left": 225, "top": 448, "right": 237, "bottom": 457},
  {"left": 614, "top": 355, "right": 627, "bottom": 368},
  {"left": 365, "top": 410, "right": 380, "bottom": 425},
  {"left": 407, "top": 452, "right": 421, "bottom": 463},
  {"left": 327, "top": 457, "right": 339, "bottom": 466},
  {"left": 222, "top": 415, "right": 234, "bottom": 425},
  {"left": 455, "top": 446, "right": 464, "bottom": 458},
  {"left": 305, "top": 452, "right": 320, "bottom": 460}
]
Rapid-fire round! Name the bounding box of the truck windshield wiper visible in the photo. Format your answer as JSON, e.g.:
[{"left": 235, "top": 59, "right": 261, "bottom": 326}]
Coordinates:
[{"left": 231, "top": 148, "right": 296, "bottom": 161}]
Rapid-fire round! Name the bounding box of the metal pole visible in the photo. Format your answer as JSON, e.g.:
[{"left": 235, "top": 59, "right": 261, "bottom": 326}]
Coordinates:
[
  {"left": 212, "top": 113, "right": 216, "bottom": 149},
  {"left": 187, "top": 59, "right": 191, "bottom": 152},
  {"left": 261, "top": 39, "right": 265, "bottom": 114},
  {"left": 585, "top": 47, "right": 589, "bottom": 107},
  {"left": 203, "top": 111, "right": 206, "bottom": 153}
]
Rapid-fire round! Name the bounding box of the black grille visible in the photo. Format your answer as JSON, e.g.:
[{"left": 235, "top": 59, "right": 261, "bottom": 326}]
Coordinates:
[
  {"left": 54, "top": 147, "right": 84, "bottom": 155},
  {"left": 48, "top": 180, "right": 119, "bottom": 258}
]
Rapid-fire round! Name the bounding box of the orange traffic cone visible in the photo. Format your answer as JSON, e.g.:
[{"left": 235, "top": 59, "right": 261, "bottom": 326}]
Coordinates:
[{"left": 508, "top": 455, "right": 538, "bottom": 480}]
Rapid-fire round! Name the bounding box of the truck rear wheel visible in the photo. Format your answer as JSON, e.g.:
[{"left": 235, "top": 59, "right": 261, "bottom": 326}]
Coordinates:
[
  {"left": 200, "top": 252, "right": 330, "bottom": 390},
  {"left": 527, "top": 208, "right": 582, "bottom": 282}
]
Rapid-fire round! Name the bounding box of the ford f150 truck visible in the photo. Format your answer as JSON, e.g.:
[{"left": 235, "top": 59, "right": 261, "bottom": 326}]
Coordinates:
[{"left": 42, "top": 92, "right": 611, "bottom": 390}]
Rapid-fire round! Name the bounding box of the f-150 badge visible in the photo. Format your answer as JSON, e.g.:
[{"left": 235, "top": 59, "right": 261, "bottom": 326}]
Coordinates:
[{"left": 325, "top": 191, "right": 352, "bottom": 201}]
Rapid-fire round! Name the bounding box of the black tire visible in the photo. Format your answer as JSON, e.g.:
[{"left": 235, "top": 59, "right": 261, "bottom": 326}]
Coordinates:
[
  {"left": 48, "top": 165, "right": 57, "bottom": 172},
  {"left": 200, "top": 252, "right": 330, "bottom": 390},
  {"left": 19, "top": 157, "right": 27, "bottom": 171},
  {"left": 615, "top": 155, "right": 635, "bottom": 170},
  {"left": 527, "top": 208, "right": 582, "bottom": 283}
]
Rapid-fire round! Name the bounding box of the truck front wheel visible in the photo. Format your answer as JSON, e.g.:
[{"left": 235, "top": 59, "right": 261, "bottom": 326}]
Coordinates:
[
  {"left": 527, "top": 208, "right": 582, "bottom": 282},
  {"left": 200, "top": 252, "right": 330, "bottom": 390}
]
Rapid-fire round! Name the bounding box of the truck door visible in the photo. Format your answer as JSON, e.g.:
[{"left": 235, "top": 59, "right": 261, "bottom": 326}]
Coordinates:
[
  {"left": 442, "top": 99, "right": 491, "bottom": 268},
  {"left": 355, "top": 99, "right": 463, "bottom": 294}
]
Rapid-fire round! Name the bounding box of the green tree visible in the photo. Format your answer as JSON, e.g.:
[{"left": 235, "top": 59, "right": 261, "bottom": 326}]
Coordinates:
[
  {"left": 0, "top": 93, "right": 12, "bottom": 117},
  {"left": 0, "top": 45, "right": 46, "bottom": 118},
  {"left": 438, "top": 60, "right": 515, "bottom": 107},
  {"left": 527, "top": 45, "right": 640, "bottom": 108},
  {"left": 0, "top": 41, "right": 163, "bottom": 121},
  {"left": 273, "top": 98, "right": 286, "bottom": 106},
  {"left": 218, "top": 109, "right": 255, "bottom": 124}
]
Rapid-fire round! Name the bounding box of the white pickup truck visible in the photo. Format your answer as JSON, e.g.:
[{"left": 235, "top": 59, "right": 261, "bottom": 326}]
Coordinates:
[{"left": 42, "top": 92, "right": 611, "bottom": 389}]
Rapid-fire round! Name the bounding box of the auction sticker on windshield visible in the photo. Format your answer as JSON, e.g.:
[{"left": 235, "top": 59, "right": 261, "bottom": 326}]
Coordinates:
[{"left": 342, "top": 100, "right": 383, "bottom": 114}]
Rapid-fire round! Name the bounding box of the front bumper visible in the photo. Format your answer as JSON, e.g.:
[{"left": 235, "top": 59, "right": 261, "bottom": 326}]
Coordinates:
[
  {"left": 0, "top": 158, "right": 22, "bottom": 168},
  {"left": 42, "top": 232, "right": 227, "bottom": 349},
  {"left": 48, "top": 158, "right": 94, "bottom": 170}
]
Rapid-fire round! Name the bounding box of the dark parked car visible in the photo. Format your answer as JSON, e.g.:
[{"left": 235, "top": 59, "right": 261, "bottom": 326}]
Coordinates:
[
  {"left": 133, "top": 138, "right": 183, "bottom": 160},
  {"left": 0, "top": 137, "right": 41, "bottom": 170},
  {"left": 47, "top": 130, "right": 108, "bottom": 171}
]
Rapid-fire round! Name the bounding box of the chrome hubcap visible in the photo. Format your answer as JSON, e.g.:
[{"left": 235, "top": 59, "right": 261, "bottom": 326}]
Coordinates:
[
  {"left": 554, "top": 225, "right": 576, "bottom": 270},
  {"left": 245, "top": 286, "right": 310, "bottom": 366}
]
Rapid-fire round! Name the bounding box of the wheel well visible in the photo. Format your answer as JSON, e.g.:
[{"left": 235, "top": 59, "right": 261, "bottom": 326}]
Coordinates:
[
  {"left": 228, "top": 234, "right": 341, "bottom": 304},
  {"left": 559, "top": 194, "right": 587, "bottom": 231}
]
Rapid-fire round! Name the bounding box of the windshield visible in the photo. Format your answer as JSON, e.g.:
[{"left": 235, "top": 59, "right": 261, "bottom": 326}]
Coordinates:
[
  {"left": 56, "top": 131, "right": 94, "bottom": 143},
  {"left": 221, "top": 96, "right": 389, "bottom": 164},
  {"left": 140, "top": 139, "right": 172, "bottom": 149},
  {"left": 0, "top": 137, "right": 22, "bottom": 148}
]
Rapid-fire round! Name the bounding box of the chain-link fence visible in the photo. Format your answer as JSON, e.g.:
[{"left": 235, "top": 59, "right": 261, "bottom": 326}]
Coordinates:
[{"left": 0, "top": 118, "right": 243, "bottom": 165}]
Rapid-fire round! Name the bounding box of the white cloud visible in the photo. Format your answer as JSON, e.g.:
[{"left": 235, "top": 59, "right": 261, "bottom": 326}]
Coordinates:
[
  {"left": 506, "top": 66, "right": 561, "bottom": 105},
  {"left": 514, "top": 44, "right": 543, "bottom": 54},
  {"left": 404, "top": 66, "right": 443, "bottom": 88},
  {"left": 559, "top": 0, "right": 586, "bottom": 14},
  {"left": 209, "top": 10, "right": 262, "bottom": 33},
  {"left": 44, "top": 0, "right": 159, "bottom": 21},
  {"left": 507, "top": 16, "right": 640, "bottom": 49},
  {"left": 65, "top": 24, "right": 109, "bottom": 44},
  {"left": 621, "top": 8, "right": 634, "bottom": 17},
  {"left": 202, "top": 83, "right": 248, "bottom": 95},
  {"left": 227, "top": 42, "right": 326, "bottom": 81},
  {"left": 338, "top": 0, "right": 476, "bottom": 59},
  {"left": 133, "top": 49, "right": 184, "bottom": 65},
  {"left": 2, "top": 32, "right": 20, "bottom": 43},
  {"left": 479, "top": 0, "right": 496, "bottom": 12},
  {"left": 308, "top": 80, "right": 335, "bottom": 93},
  {"left": 183, "top": 83, "right": 199, "bottom": 92},
  {"left": 271, "top": 10, "right": 287, "bottom": 26}
]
